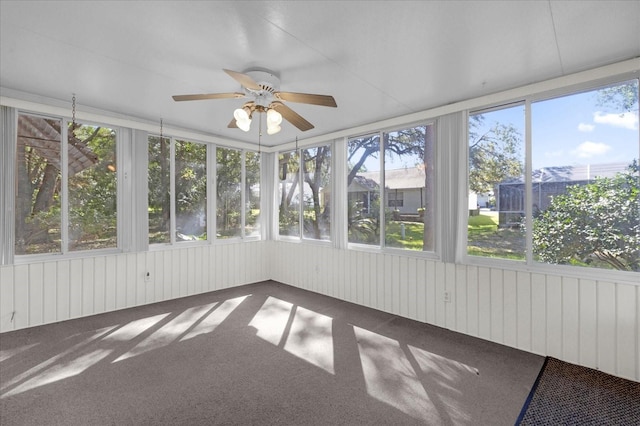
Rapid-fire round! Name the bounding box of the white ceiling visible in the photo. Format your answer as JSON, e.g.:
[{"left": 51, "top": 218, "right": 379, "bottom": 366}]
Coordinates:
[{"left": 1, "top": 1, "right": 639, "bottom": 147}]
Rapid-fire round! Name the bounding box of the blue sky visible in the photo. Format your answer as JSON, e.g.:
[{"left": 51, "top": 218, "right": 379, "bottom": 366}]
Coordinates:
[
  {"left": 352, "top": 80, "right": 639, "bottom": 173},
  {"left": 482, "top": 83, "right": 639, "bottom": 171}
]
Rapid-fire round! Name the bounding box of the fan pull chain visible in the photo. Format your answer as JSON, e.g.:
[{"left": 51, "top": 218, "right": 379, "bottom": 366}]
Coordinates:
[
  {"left": 71, "top": 93, "right": 77, "bottom": 133},
  {"left": 258, "top": 112, "right": 262, "bottom": 153}
]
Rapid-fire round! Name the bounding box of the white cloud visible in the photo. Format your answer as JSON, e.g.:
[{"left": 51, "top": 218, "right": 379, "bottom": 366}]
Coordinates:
[
  {"left": 593, "top": 111, "right": 639, "bottom": 130},
  {"left": 577, "top": 123, "right": 595, "bottom": 132},
  {"left": 571, "top": 141, "right": 612, "bottom": 159}
]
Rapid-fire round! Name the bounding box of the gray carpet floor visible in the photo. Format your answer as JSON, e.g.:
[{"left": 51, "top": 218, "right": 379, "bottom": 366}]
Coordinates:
[{"left": 0, "top": 280, "right": 544, "bottom": 425}]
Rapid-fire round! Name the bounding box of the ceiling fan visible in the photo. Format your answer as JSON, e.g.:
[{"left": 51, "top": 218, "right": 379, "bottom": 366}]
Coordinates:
[{"left": 172, "top": 68, "right": 337, "bottom": 135}]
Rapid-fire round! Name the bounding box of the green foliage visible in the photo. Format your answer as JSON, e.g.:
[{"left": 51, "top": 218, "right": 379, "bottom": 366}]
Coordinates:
[
  {"left": 68, "top": 125, "right": 117, "bottom": 248},
  {"left": 596, "top": 80, "right": 639, "bottom": 112},
  {"left": 532, "top": 164, "right": 640, "bottom": 271},
  {"left": 348, "top": 198, "right": 380, "bottom": 244},
  {"left": 469, "top": 115, "right": 523, "bottom": 194}
]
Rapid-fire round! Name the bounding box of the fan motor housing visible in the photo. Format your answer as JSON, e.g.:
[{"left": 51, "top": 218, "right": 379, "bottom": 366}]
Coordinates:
[{"left": 243, "top": 69, "right": 280, "bottom": 106}]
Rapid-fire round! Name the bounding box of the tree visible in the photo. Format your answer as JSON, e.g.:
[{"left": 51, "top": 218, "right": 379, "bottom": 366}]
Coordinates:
[
  {"left": 302, "top": 146, "right": 331, "bottom": 240},
  {"left": 347, "top": 126, "right": 433, "bottom": 248},
  {"left": 596, "top": 80, "right": 638, "bottom": 112},
  {"left": 532, "top": 163, "right": 639, "bottom": 271},
  {"left": 468, "top": 114, "right": 523, "bottom": 194}
]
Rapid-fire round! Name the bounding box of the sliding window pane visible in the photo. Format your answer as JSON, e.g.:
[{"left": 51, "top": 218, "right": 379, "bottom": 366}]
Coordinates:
[
  {"left": 347, "top": 134, "right": 381, "bottom": 245},
  {"left": 245, "top": 151, "right": 261, "bottom": 237},
  {"left": 148, "top": 136, "right": 171, "bottom": 244},
  {"left": 217, "top": 147, "right": 242, "bottom": 239},
  {"left": 278, "top": 151, "right": 300, "bottom": 236},
  {"left": 468, "top": 105, "right": 525, "bottom": 260},
  {"left": 383, "top": 124, "right": 435, "bottom": 251},
  {"left": 68, "top": 123, "right": 117, "bottom": 251},
  {"left": 176, "top": 140, "right": 207, "bottom": 241},
  {"left": 531, "top": 80, "right": 639, "bottom": 271},
  {"left": 302, "top": 145, "right": 331, "bottom": 240},
  {"left": 15, "top": 114, "right": 62, "bottom": 254}
]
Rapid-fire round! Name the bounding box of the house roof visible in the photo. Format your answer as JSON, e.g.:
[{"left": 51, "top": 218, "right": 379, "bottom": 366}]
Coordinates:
[
  {"left": 354, "top": 166, "right": 426, "bottom": 190},
  {"left": 503, "top": 162, "right": 631, "bottom": 185},
  {"left": 17, "top": 114, "right": 98, "bottom": 176}
]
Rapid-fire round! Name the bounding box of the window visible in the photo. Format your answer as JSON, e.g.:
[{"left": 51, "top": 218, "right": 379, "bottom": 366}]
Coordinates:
[
  {"left": 216, "top": 147, "right": 242, "bottom": 239},
  {"left": 278, "top": 150, "right": 301, "bottom": 237},
  {"left": 348, "top": 133, "right": 381, "bottom": 246},
  {"left": 530, "top": 80, "right": 639, "bottom": 272},
  {"left": 15, "top": 113, "right": 118, "bottom": 255},
  {"left": 348, "top": 124, "right": 435, "bottom": 251},
  {"left": 387, "top": 191, "right": 403, "bottom": 208},
  {"left": 383, "top": 125, "right": 434, "bottom": 251},
  {"left": 148, "top": 136, "right": 208, "bottom": 243},
  {"left": 302, "top": 146, "right": 331, "bottom": 240},
  {"left": 245, "top": 151, "right": 261, "bottom": 238},
  {"left": 468, "top": 79, "right": 639, "bottom": 273},
  {"left": 175, "top": 140, "right": 207, "bottom": 241},
  {"left": 467, "top": 105, "right": 525, "bottom": 260},
  {"left": 148, "top": 135, "right": 171, "bottom": 244}
]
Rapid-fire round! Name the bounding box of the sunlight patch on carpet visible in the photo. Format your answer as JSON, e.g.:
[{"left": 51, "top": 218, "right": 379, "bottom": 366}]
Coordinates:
[
  {"left": 181, "top": 296, "right": 247, "bottom": 342},
  {"left": 354, "top": 326, "right": 440, "bottom": 423},
  {"left": 250, "top": 296, "right": 334, "bottom": 374},
  {"left": 113, "top": 305, "right": 213, "bottom": 362}
]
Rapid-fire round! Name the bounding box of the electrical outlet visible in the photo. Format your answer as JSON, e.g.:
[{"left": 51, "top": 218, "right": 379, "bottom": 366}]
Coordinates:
[
  {"left": 444, "top": 291, "right": 451, "bottom": 303},
  {"left": 144, "top": 272, "right": 151, "bottom": 282}
]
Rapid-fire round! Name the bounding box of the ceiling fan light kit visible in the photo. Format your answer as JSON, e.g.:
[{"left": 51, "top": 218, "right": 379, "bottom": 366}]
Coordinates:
[{"left": 172, "top": 68, "right": 337, "bottom": 135}]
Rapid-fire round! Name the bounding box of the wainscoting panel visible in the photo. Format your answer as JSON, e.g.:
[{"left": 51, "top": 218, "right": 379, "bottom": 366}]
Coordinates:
[
  {"left": 0, "top": 241, "right": 267, "bottom": 334},
  {"left": 1, "top": 240, "right": 637, "bottom": 382},
  {"left": 269, "top": 241, "right": 639, "bottom": 382}
]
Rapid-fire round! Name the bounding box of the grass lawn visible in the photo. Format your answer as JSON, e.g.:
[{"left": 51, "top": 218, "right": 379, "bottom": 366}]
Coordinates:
[
  {"left": 384, "top": 211, "right": 525, "bottom": 260},
  {"left": 467, "top": 211, "right": 525, "bottom": 260},
  {"left": 385, "top": 221, "right": 425, "bottom": 250}
]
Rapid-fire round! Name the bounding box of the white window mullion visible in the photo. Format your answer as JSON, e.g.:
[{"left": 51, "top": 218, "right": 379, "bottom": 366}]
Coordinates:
[
  {"left": 379, "top": 131, "right": 386, "bottom": 248},
  {"left": 241, "top": 150, "right": 246, "bottom": 239},
  {"left": 524, "top": 100, "right": 533, "bottom": 265},
  {"left": 169, "top": 137, "right": 176, "bottom": 244},
  {"left": 209, "top": 144, "right": 216, "bottom": 244},
  {"left": 61, "top": 119, "right": 70, "bottom": 254}
]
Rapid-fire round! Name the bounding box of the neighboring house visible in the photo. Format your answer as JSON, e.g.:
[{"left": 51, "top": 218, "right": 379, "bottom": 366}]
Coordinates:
[
  {"left": 496, "top": 162, "right": 630, "bottom": 226},
  {"left": 348, "top": 166, "right": 427, "bottom": 215}
]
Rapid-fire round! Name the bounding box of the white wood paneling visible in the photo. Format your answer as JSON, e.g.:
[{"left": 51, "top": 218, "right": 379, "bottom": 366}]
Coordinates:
[
  {"left": 0, "top": 266, "right": 14, "bottom": 330},
  {"left": 579, "top": 279, "right": 598, "bottom": 369},
  {"left": 43, "top": 261, "right": 57, "bottom": 323},
  {"left": 530, "top": 273, "right": 546, "bottom": 355},
  {"left": 272, "top": 242, "right": 639, "bottom": 382},
  {"left": 562, "top": 277, "right": 580, "bottom": 364},
  {"left": 546, "top": 275, "right": 563, "bottom": 358},
  {"left": 1, "top": 242, "right": 268, "bottom": 333},
  {"left": 516, "top": 271, "right": 531, "bottom": 351},
  {"left": 29, "top": 263, "right": 43, "bottom": 326},
  {"left": 597, "top": 281, "right": 617, "bottom": 374},
  {"left": 1, "top": 240, "right": 638, "bottom": 383},
  {"left": 617, "top": 284, "right": 637, "bottom": 380}
]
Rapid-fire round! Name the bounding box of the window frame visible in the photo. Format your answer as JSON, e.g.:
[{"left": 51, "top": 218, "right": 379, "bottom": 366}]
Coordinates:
[
  {"left": 14, "top": 111, "right": 123, "bottom": 261},
  {"left": 277, "top": 142, "right": 334, "bottom": 244},
  {"left": 346, "top": 120, "right": 438, "bottom": 256},
  {"left": 464, "top": 75, "right": 640, "bottom": 281}
]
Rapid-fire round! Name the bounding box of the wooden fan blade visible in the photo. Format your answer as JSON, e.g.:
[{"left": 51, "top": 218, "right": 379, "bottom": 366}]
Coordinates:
[
  {"left": 223, "top": 69, "right": 261, "bottom": 91},
  {"left": 274, "top": 92, "right": 337, "bottom": 107},
  {"left": 271, "top": 101, "right": 314, "bottom": 131},
  {"left": 172, "top": 93, "right": 245, "bottom": 102}
]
